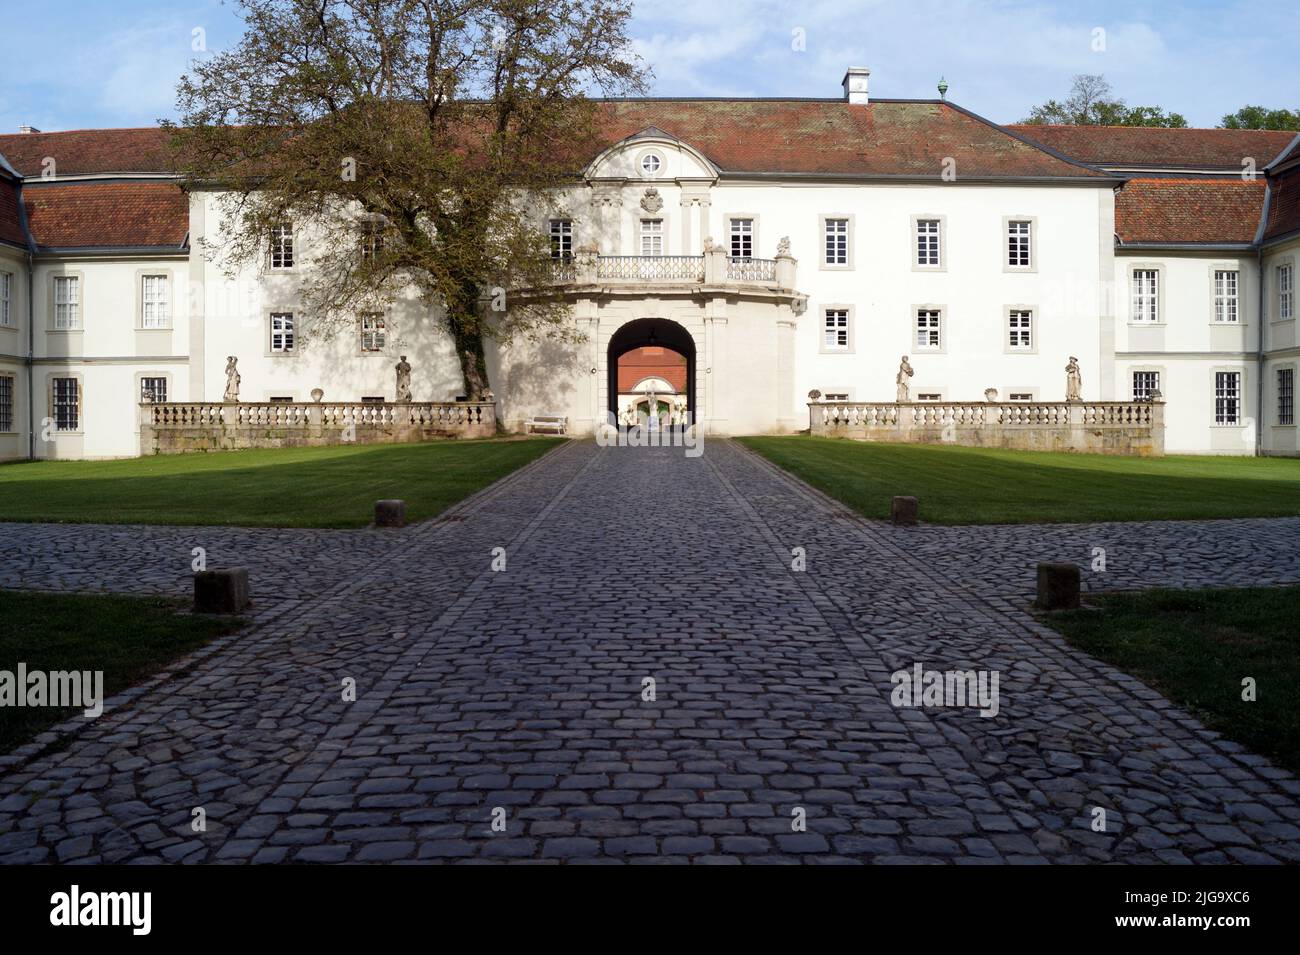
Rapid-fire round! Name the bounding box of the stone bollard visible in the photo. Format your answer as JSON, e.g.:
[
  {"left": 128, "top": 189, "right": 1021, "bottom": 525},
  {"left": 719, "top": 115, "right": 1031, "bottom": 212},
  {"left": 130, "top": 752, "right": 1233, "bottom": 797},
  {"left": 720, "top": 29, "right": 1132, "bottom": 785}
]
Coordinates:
[
  {"left": 375, "top": 499, "right": 407, "bottom": 528},
  {"left": 194, "top": 568, "right": 249, "bottom": 614},
  {"left": 890, "top": 496, "right": 919, "bottom": 526},
  {"left": 1035, "top": 562, "right": 1080, "bottom": 610}
]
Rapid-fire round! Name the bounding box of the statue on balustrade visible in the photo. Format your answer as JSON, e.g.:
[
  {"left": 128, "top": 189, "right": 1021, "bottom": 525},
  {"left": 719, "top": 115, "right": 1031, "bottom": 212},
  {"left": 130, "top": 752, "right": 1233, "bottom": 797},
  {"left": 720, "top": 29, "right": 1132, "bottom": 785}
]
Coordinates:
[
  {"left": 223, "top": 356, "right": 241, "bottom": 402},
  {"left": 395, "top": 355, "right": 412, "bottom": 402},
  {"left": 895, "top": 356, "right": 914, "bottom": 402},
  {"left": 1065, "top": 356, "right": 1082, "bottom": 401}
]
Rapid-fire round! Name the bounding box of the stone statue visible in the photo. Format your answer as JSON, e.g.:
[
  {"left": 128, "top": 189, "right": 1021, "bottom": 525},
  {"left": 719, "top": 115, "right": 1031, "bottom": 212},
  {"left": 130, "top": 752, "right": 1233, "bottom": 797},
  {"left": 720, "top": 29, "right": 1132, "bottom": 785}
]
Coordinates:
[
  {"left": 223, "top": 356, "right": 241, "bottom": 402},
  {"left": 776, "top": 236, "right": 791, "bottom": 257},
  {"left": 624, "top": 403, "right": 637, "bottom": 426},
  {"left": 1065, "top": 356, "right": 1082, "bottom": 401},
  {"left": 395, "top": 355, "right": 412, "bottom": 402},
  {"left": 896, "top": 356, "right": 914, "bottom": 402}
]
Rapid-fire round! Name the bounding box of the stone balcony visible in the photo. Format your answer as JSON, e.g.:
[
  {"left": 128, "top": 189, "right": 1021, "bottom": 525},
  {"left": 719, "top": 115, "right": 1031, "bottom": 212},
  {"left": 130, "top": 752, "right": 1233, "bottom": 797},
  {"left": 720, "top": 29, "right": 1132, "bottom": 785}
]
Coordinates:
[
  {"left": 810, "top": 400, "right": 1165, "bottom": 456},
  {"left": 537, "top": 246, "right": 801, "bottom": 303},
  {"left": 139, "top": 400, "right": 497, "bottom": 455}
]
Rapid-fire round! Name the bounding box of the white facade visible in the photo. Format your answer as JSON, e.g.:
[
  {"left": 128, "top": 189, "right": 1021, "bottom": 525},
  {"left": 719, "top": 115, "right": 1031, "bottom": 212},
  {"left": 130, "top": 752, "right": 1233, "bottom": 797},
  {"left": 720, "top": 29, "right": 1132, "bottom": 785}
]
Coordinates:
[{"left": 2, "top": 79, "right": 1297, "bottom": 460}]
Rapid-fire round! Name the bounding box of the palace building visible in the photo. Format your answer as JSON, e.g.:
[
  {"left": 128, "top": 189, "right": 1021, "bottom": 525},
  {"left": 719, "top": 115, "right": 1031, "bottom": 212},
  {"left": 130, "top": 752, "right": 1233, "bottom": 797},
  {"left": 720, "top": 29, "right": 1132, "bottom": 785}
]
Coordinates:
[{"left": 1, "top": 67, "right": 1298, "bottom": 459}]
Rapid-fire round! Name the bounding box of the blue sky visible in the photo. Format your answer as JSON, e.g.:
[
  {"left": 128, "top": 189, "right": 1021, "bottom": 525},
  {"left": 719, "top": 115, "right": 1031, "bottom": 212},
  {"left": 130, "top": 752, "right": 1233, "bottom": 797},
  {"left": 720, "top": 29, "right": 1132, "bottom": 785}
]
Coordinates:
[{"left": 2, "top": 0, "right": 1296, "bottom": 133}]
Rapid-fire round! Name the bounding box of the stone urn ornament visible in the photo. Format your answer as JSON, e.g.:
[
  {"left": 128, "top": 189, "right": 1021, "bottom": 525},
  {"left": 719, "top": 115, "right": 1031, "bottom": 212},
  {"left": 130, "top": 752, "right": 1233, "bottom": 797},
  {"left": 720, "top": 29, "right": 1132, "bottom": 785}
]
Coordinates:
[
  {"left": 896, "top": 356, "right": 914, "bottom": 402},
  {"left": 395, "top": 355, "right": 412, "bottom": 402},
  {"left": 223, "top": 356, "right": 241, "bottom": 402},
  {"left": 311, "top": 388, "right": 324, "bottom": 403},
  {"left": 984, "top": 388, "right": 999, "bottom": 403},
  {"left": 1065, "top": 356, "right": 1082, "bottom": 401}
]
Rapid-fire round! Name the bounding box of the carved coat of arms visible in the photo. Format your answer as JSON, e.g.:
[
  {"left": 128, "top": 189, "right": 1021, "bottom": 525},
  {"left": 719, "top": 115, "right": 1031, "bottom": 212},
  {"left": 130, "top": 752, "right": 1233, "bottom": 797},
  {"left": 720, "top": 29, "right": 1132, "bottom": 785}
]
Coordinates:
[{"left": 640, "top": 188, "right": 663, "bottom": 214}]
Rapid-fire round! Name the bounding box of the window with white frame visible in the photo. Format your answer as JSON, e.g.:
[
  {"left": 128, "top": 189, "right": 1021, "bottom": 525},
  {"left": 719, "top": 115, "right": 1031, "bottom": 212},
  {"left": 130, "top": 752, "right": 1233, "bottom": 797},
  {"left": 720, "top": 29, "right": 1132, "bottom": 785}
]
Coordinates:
[
  {"left": 823, "top": 308, "right": 849, "bottom": 351},
  {"left": 1132, "top": 370, "right": 1160, "bottom": 401},
  {"left": 270, "top": 312, "right": 295, "bottom": 352},
  {"left": 0, "top": 375, "right": 12, "bottom": 431},
  {"left": 52, "top": 377, "right": 78, "bottom": 431},
  {"left": 917, "top": 393, "right": 942, "bottom": 401},
  {"left": 1009, "top": 392, "right": 1033, "bottom": 401},
  {"left": 729, "top": 218, "right": 753, "bottom": 259},
  {"left": 1278, "top": 368, "right": 1294, "bottom": 426},
  {"left": 140, "top": 376, "right": 167, "bottom": 403},
  {"left": 0, "top": 270, "right": 10, "bottom": 326},
  {"left": 916, "top": 309, "right": 942, "bottom": 350},
  {"left": 1213, "top": 269, "right": 1239, "bottom": 323},
  {"left": 360, "top": 222, "right": 384, "bottom": 261},
  {"left": 824, "top": 218, "right": 848, "bottom": 266},
  {"left": 823, "top": 392, "right": 849, "bottom": 402},
  {"left": 916, "top": 219, "right": 940, "bottom": 267},
  {"left": 54, "top": 276, "right": 80, "bottom": 329},
  {"left": 1215, "top": 371, "right": 1241, "bottom": 425},
  {"left": 640, "top": 219, "right": 663, "bottom": 256},
  {"left": 1007, "top": 220, "right": 1032, "bottom": 268},
  {"left": 1132, "top": 269, "right": 1159, "bottom": 323},
  {"left": 141, "top": 274, "right": 169, "bottom": 328},
  {"left": 360, "top": 312, "right": 386, "bottom": 352},
  {"left": 1008, "top": 309, "right": 1033, "bottom": 350},
  {"left": 548, "top": 219, "right": 572, "bottom": 259},
  {"left": 269, "top": 223, "right": 295, "bottom": 269},
  {"left": 1280, "top": 264, "right": 1295, "bottom": 321}
]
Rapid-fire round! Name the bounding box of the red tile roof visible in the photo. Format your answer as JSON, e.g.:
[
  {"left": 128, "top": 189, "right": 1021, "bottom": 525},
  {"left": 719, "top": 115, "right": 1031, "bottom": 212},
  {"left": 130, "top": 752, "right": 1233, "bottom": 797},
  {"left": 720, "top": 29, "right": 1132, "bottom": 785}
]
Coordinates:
[
  {"left": 0, "top": 177, "right": 26, "bottom": 249},
  {"left": 23, "top": 182, "right": 187, "bottom": 249},
  {"left": 1006, "top": 124, "right": 1296, "bottom": 171},
  {"left": 0, "top": 103, "right": 1109, "bottom": 182},
  {"left": 1265, "top": 166, "right": 1300, "bottom": 243},
  {"left": 596, "top": 100, "right": 1108, "bottom": 178},
  {"left": 0, "top": 128, "right": 173, "bottom": 177},
  {"left": 1115, "top": 177, "right": 1266, "bottom": 245}
]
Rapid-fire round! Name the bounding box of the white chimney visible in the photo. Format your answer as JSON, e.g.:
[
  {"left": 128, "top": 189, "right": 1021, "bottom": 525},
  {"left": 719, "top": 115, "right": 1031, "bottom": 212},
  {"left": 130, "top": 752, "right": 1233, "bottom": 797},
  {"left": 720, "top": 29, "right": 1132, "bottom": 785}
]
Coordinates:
[
  {"left": 842, "top": 67, "right": 870, "bottom": 105},
  {"left": 18, "top": 125, "right": 40, "bottom": 134}
]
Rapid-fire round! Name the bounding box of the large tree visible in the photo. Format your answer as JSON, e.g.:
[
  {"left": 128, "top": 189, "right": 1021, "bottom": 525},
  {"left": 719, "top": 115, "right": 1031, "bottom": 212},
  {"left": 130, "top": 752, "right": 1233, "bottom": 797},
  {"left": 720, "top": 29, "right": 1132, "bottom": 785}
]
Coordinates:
[
  {"left": 1021, "top": 74, "right": 1187, "bottom": 128},
  {"left": 168, "top": 0, "right": 647, "bottom": 398},
  {"left": 1220, "top": 105, "right": 1300, "bottom": 131}
]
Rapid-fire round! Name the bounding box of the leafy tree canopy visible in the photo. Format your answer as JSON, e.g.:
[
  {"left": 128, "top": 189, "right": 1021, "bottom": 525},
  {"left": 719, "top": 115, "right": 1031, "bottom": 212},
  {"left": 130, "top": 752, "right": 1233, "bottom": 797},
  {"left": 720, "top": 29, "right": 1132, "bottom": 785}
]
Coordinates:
[
  {"left": 1220, "top": 106, "right": 1300, "bottom": 131},
  {"left": 168, "top": 0, "right": 648, "bottom": 398},
  {"left": 1021, "top": 74, "right": 1188, "bottom": 128}
]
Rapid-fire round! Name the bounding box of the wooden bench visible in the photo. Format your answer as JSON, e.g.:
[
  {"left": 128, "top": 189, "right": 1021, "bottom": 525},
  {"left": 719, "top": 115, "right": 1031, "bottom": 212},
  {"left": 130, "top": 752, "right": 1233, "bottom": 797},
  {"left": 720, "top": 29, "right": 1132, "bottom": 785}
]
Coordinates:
[{"left": 525, "top": 414, "right": 568, "bottom": 434}]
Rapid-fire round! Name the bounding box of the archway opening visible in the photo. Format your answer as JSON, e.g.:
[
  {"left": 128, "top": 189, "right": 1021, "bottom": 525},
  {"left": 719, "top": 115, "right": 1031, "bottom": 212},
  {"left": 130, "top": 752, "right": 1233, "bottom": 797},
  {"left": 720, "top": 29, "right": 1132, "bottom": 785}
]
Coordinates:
[{"left": 607, "top": 319, "right": 696, "bottom": 427}]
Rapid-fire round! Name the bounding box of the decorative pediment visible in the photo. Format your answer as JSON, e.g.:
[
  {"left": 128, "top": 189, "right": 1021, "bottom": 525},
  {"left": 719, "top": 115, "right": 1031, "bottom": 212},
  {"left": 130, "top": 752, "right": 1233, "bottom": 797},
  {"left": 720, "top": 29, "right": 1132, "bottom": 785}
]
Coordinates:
[{"left": 585, "top": 128, "right": 719, "bottom": 183}]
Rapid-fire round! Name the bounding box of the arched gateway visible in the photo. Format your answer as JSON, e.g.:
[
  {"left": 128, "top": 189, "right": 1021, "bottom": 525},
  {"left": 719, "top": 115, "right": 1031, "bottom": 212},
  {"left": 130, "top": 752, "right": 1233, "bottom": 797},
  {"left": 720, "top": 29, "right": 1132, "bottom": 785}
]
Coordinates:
[{"left": 607, "top": 319, "right": 696, "bottom": 424}]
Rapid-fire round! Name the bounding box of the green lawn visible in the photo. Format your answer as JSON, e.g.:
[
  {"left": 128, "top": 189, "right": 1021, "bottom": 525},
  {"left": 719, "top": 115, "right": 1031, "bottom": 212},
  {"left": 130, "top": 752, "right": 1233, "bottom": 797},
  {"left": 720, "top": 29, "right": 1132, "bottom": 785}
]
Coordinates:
[
  {"left": 0, "top": 437, "right": 564, "bottom": 528},
  {"left": 0, "top": 591, "right": 244, "bottom": 754},
  {"left": 739, "top": 435, "right": 1300, "bottom": 525},
  {"left": 1043, "top": 587, "right": 1300, "bottom": 777}
]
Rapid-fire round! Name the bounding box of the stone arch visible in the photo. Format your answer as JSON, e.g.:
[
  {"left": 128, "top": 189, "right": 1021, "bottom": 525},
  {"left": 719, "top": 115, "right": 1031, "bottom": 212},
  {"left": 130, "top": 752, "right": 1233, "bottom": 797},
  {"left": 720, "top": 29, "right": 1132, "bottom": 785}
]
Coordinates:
[{"left": 607, "top": 318, "right": 697, "bottom": 423}]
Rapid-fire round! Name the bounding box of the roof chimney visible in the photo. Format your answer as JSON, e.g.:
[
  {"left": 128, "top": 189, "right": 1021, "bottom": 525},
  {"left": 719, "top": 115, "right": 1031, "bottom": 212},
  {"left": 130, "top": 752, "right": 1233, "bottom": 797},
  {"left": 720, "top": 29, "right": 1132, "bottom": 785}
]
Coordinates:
[
  {"left": 18, "top": 125, "right": 40, "bottom": 134},
  {"left": 842, "top": 67, "right": 870, "bottom": 105}
]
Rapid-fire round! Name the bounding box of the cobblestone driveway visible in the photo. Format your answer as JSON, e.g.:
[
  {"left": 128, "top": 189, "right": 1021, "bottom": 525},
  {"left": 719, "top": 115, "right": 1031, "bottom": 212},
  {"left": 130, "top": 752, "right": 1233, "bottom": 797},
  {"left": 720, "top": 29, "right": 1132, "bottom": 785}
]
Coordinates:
[{"left": 1, "top": 440, "right": 1298, "bottom": 864}]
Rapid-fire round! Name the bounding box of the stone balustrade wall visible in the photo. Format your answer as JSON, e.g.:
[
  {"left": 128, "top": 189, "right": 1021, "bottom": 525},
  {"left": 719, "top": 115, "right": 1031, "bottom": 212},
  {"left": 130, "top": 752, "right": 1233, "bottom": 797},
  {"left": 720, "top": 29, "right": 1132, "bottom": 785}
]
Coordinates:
[
  {"left": 139, "top": 401, "right": 497, "bottom": 455},
  {"left": 809, "top": 400, "right": 1165, "bottom": 456}
]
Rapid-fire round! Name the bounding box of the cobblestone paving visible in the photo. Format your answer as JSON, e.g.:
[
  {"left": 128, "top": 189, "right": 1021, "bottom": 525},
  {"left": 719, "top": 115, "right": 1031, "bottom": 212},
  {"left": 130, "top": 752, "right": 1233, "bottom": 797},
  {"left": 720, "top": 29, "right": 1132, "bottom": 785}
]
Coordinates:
[{"left": 0, "top": 439, "right": 1298, "bottom": 864}]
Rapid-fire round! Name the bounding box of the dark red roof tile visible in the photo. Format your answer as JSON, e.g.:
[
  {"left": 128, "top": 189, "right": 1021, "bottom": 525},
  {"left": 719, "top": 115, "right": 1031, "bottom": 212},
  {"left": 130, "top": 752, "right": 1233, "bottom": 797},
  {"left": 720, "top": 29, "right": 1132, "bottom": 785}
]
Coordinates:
[
  {"left": 1116, "top": 177, "right": 1265, "bottom": 245},
  {"left": 1265, "top": 166, "right": 1300, "bottom": 242},
  {"left": 597, "top": 101, "right": 1107, "bottom": 178},
  {"left": 23, "top": 182, "right": 187, "bottom": 249},
  {"left": 0, "top": 177, "right": 26, "bottom": 248},
  {"left": 1007, "top": 124, "right": 1295, "bottom": 171},
  {"left": 0, "top": 128, "right": 173, "bottom": 177}
]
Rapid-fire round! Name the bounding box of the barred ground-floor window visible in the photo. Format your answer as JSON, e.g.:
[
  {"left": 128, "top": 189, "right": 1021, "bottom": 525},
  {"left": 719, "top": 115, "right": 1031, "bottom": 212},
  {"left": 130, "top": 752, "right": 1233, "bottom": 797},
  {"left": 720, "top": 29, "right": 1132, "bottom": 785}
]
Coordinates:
[
  {"left": 1278, "top": 368, "right": 1294, "bottom": 426},
  {"left": 52, "top": 377, "right": 79, "bottom": 431},
  {"left": 1133, "top": 370, "right": 1160, "bottom": 401},
  {"left": 1215, "top": 371, "right": 1241, "bottom": 425},
  {"left": 0, "top": 375, "right": 13, "bottom": 431},
  {"left": 140, "top": 376, "right": 167, "bottom": 403}
]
